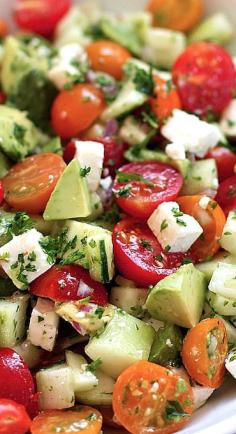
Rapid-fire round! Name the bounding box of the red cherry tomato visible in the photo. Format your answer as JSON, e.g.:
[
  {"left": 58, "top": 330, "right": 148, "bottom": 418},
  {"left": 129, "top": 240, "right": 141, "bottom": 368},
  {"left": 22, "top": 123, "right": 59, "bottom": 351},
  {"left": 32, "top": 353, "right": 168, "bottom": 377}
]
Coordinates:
[
  {"left": 30, "top": 265, "right": 108, "bottom": 305},
  {"left": 0, "top": 399, "right": 31, "bottom": 434},
  {"left": 216, "top": 175, "right": 236, "bottom": 215},
  {"left": 0, "top": 181, "right": 4, "bottom": 205},
  {"left": 206, "top": 146, "right": 236, "bottom": 182},
  {"left": 51, "top": 84, "right": 106, "bottom": 140},
  {"left": 63, "top": 141, "right": 76, "bottom": 164},
  {"left": 173, "top": 42, "right": 235, "bottom": 116},
  {"left": 113, "top": 162, "right": 183, "bottom": 220},
  {"left": 13, "top": 0, "right": 71, "bottom": 37},
  {"left": 113, "top": 218, "right": 191, "bottom": 287},
  {"left": 0, "top": 349, "right": 35, "bottom": 415},
  {"left": 0, "top": 92, "right": 6, "bottom": 105}
]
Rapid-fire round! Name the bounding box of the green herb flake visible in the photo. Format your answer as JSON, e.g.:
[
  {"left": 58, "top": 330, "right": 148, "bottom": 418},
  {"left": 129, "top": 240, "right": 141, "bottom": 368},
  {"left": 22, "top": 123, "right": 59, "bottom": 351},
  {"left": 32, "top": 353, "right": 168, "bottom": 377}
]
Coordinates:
[
  {"left": 176, "top": 218, "right": 187, "bottom": 227},
  {"left": 160, "top": 219, "right": 168, "bottom": 231},
  {"left": 38, "top": 315, "right": 44, "bottom": 323},
  {"left": 80, "top": 166, "right": 91, "bottom": 178},
  {"left": 86, "top": 358, "right": 102, "bottom": 373},
  {"left": 133, "top": 67, "right": 155, "bottom": 96},
  {"left": 140, "top": 239, "right": 153, "bottom": 251},
  {"left": 165, "top": 400, "right": 188, "bottom": 421},
  {"left": 165, "top": 245, "right": 171, "bottom": 252},
  {"left": 117, "top": 185, "right": 131, "bottom": 197}
]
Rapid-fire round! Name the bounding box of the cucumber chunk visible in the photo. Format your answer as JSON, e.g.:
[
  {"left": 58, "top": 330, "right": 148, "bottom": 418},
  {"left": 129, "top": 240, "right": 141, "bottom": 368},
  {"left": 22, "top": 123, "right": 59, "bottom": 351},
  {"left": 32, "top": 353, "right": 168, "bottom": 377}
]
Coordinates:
[
  {"left": 181, "top": 159, "right": 218, "bottom": 195},
  {"left": 78, "top": 369, "right": 115, "bottom": 406},
  {"left": 110, "top": 284, "right": 147, "bottom": 318},
  {"left": 209, "top": 263, "right": 236, "bottom": 300},
  {"left": 65, "top": 351, "right": 98, "bottom": 394},
  {"left": 196, "top": 251, "right": 236, "bottom": 282},
  {"left": 85, "top": 309, "right": 155, "bottom": 378},
  {"left": 220, "top": 210, "right": 236, "bottom": 255},
  {"left": 207, "top": 291, "right": 236, "bottom": 316},
  {"left": 36, "top": 364, "right": 75, "bottom": 410},
  {"left": 14, "top": 340, "right": 43, "bottom": 368},
  {"left": 188, "top": 13, "right": 234, "bottom": 46},
  {"left": 0, "top": 293, "right": 29, "bottom": 347}
]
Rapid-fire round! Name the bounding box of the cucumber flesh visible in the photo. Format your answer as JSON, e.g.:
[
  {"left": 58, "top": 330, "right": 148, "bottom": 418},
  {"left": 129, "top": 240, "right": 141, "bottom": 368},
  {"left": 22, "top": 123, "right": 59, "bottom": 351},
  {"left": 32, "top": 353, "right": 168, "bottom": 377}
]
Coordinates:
[
  {"left": 181, "top": 159, "right": 218, "bottom": 195},
  {"left": 207, "top": 291, "right": 236, "bottom": 316},
  {"left": 196, "top": 251, "right": 236, "bottom": 282},
  {"left": 78, "top": 369, "right": 115, "bottom": 406},
  {"left": 110, "top": 285, "right": 147, "bottom": 318},
  {"left": 188, "top": 13, "right": 234, "bottom": 46},
  {"left": 0, "top": 293, "right": 29, "bottom": 347},
  {"left": 65, "top": 351, "right": 98, "bottom": 393},
  {"left": 220, "top": 210, "right": 236, "bottom": 255},
  {"left": 14, "top": 340, "right": 43, "bottom": 368}
]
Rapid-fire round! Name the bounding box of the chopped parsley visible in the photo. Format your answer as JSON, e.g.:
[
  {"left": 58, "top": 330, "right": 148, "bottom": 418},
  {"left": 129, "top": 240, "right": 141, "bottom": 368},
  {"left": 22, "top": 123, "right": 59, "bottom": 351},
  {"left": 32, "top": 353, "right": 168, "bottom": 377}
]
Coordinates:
[
  {"left": 165, "top": 400, "right": 188, "bottom": 421},
  {"left": 13, "top": 123, "right": 26, "bottom": 142},
  {"left": 39, "top": 229, "right": 84, "bottom": 265},
  {"left": 80, "top": 166, "right": 91, "bottom": 178},
  {"left": 133, "top": 67, "right": 155, "bottom": 96},
  {"left": 10, "top": 250, "right": 37, "bottom": 289},
  {"left": 171, "top": 208, "right": 183, "bottom": 218},
  {"left": 86, "top": 358, "right": 102, "bottom": 373},
  {"left": 176, "top": 218, "right": 187, "bottom": 227},
  {"left": 117, "top": 185, "right": 131, "bottom": 197},
  {"left": 141, "top": 110, "right": 159, "bottom": 129},
  {"left": 0, "top": 212, "right": 34, "bottom": 239},
  {"left": 116, "top": 171, "right": 154, "bottom": 187},
  {"left": 160, "top": 219, "right": 168, "bottom": 231},
  {"left": 165, "top": 245, "right": 171, "bottom": 252},
  {"left": 140, "top": 239, "right": 153, "bottom": 251}
]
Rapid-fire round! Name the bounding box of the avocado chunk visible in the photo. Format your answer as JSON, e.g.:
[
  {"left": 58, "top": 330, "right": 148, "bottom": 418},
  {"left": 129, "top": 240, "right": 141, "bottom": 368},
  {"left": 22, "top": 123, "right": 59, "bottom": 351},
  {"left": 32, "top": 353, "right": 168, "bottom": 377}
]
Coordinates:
[
  {"left": 146, "top": 264, "right": 206, "bottom": 328},
  {"left": 0, "top": 105, "right": 43, "bottom": 161},
  {"left": 149, "top": 323, "right": 183, "bottom": 367},
  {"left": 85, "top": 308, "right": 155, "bottom": 378},
  {"left": 43, "top": 159, "right": 92, "bottom": 221},
  {"left": 1, "top": 36, "right": 57, "bottom": 129}
]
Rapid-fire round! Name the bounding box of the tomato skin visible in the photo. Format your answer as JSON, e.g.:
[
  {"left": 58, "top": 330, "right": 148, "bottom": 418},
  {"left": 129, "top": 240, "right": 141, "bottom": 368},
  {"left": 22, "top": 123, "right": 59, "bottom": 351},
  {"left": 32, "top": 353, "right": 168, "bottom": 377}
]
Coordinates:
[
  {"left": 173, "top": 42, "right": 236, "bottom": 116},
  {"left": 182, "top": 318, "right": 228, "bottom": 388},
  {"left": 0, "top": 349, "right": 35, "bottom": 415},
  {"left": 91, "top": 137, "right": 126, "bottom": 177},
  {"left": 14, "top": 0, "right": 71, "bottom": 37},
  {"left": 63, "top": 141, "right": 76, "bottom": 164},
  {"left": 30, "top": 265, "right": 108, "bottom": 305},
  {"left": 113, "top": 218, "right": 191, "bottom": 287},
  {"left": 206, "top": 146, "right": 236, "bottom": 182},
  {"left": 51, "top": 84, "right": 106, "bottom": 140},
  {"left": 113, "top": 361, "right": 194, "bottom": 434},
  {"left": 150, "top": 76, "right": 181, "bottom": 122},
  {"left": 0, "top": 399, "right": 31, "bottom": 434},
  {"left": 31, "top": 407, "right": 103, "bottom": 434},
  {"left": 0, "top": 92, "right": 6, "bottom": 105},
  {"left": 86, "top": 40, "right": 131, "bottom": 80},
  {"left": 2, "top": 153, "right": 66, "bottom": 214},
  {"left": 177, "top": 195, "right": 226, "bottom": 262},
  {"left": 0, "top": 182, "right": 4, "bottom": 205},
  {"left": 216, "top": 175, "right": 236, "bottom": 215},
  {"left": 113, "top": 162, "right": 183, "bottom": 220},
  {"left": 95, "top": 406, "right": 121, "bottom": 429},
  {"left": 0, "top": 19, "right": 8, "bottom": 37}
]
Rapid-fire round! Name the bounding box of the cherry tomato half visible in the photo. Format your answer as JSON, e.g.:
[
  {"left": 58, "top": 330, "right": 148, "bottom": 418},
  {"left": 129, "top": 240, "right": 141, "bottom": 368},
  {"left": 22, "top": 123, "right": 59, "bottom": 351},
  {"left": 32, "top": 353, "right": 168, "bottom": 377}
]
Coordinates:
[
  {"left": 86, "top": 40, "right": 131, "bottom": 81},
  {"left": 31, "top": 407, "right": 102, "bottom": 434},
  {"left": 2, "top": 153, "right": 66, "bottom": 214},
  {"left": 150, "top": 76, "right": 181, "bottom": 122},
  {"left": 216, "top": 175, "right": 236, "bottom": 215},
  {"left": 0, "top": 399, "right": 31, "bottom": 434},
  {"left": 113, "top": 161, "right": 183, "bottom": 220},
  {"left": 0, "top": 349, "right": 35, "bottom": 415},
  {"left": 14, "top": 0, "right": 71, "bottom": 37},
  {"left": 30, "top": 264, "right": 108, "bottom": 305},
  {"left": 113, "top": 361, "right": 194, "bottom": 434},
  {"left": 182, "top": 318, "right": 228, "bottom": 388},
  {"left": 173, "top": 42, "right": 235, "bottom": 116},
  {"left": 206, "top": 146, "right": 236, "bottom": 182},
  {"left": 177, "top": 195, "right": 225, "bottom": 262},
  {"left": 113, "top": 218, "right": 191, "bottom": 287},
  {"left": 51, "top": 84, "right": 106, "bottom": 140}
]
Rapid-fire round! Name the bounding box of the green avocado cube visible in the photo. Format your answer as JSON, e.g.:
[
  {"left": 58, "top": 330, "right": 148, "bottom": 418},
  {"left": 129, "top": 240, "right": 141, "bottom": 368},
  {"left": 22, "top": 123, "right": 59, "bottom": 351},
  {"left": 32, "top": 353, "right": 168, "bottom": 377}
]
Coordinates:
[
  {"left": 146, "top": 264, "right": 206, "bottom": 328},
  {"left": 43, "top": 159, "right": 92, "bottom": 221},
  {"left": 149, "top": 323, "right": 183, "bottom": 367}
]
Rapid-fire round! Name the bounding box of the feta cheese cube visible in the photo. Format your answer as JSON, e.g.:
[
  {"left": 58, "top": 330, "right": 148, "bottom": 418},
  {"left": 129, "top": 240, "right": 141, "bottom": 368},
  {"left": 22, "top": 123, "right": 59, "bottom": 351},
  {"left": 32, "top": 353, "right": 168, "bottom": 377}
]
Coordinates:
[
  {"left": 161, "top": 109, "right": 222, "bottom": 158},
  {"left": 220, "top": 209, "right": 236, "bottom": 255},
  {"left": 220, "top": 99, "right": 236, "bottom": 137},
  {"left": 48, "top": 43, "right": 88, "bottom": 90},
  {"left": 147, "top": 201, "right": 203, "bottom": 253},
  {"left": 0, "top": 229, "right": 53, "bottom": 289},
  {"left": 28, "top": 298, "right": 59, "bottom": 352},
  {"left": 74, "top": 140, "right": 104, "bottom": 192},
  {"left": 225, "top": 347, "right": 236, "bottom": 379},
  {"left": 165, "top": 142, "right": 186, "bottom": 160}
]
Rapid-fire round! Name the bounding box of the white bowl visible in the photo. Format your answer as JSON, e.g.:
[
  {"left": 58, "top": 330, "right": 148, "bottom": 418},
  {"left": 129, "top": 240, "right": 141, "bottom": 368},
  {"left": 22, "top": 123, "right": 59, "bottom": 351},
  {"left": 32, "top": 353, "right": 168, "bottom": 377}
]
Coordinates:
[{"left": 0, "top": 1, "right": 235, "bottom": 433}]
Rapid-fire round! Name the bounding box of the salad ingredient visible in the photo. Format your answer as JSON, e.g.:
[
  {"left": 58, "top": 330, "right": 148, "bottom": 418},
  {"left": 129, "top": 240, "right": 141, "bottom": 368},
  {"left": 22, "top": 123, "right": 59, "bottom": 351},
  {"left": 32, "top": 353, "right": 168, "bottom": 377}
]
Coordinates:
[
  {"left": 220, "top": 210, "right": 236, "bottom": 255},
  {"left": 173, "top": 42, "right": 236, "bottom": 116},
  {"left": 148, "top": 201, "right": 203, "bottom": 253},
  {"left": 150, "top": 76, "right": 181, "bottom": 122},
  {"left": 208, "top": 262, "right": 236, "bottom": 300},
  {"left": 73, "top": 141, "right": 104, "bottom": 192},
  {"left": 113, "top": 218, "right": 189, "bottom": 286},
  {"left": 43, "top": 159, "right": 91, "bottom": 220},
  {"left": 161, "top": 109, "right": 221, "bottom": 158},
  {"left": 30, "top": 264, "right": 108, "bottom": 304},
  {"left": 113, "top": 360, "right": 194, "bottom": 434},
  {"left": 65, "top": 351, "right": 98, "bottom": 395},
  {"left": 146, "top": 0, "right": 203, "bottom": 32},
  {"left": 0, "top": 294, "right": 29, "bottom": 347},
  {"left": 188, "top": 12, "right": 234, "bottom": 45},
  {"left": 146, "top": 264, "right": 206, "bottom": 328},
  {"left": 79, "top": 370, "right": 115, "bottom": 406},
  {"left": 181, "top": 159, "right": 218, "bottom": 196},
  {"left": 28, "top": 298, "right": 59, "bottom": 352},
  {"left": 182, "top": 318, "right": 227, "bottom": 388},
  {"left": 62, "top": 220, "right": 114, "bottom": 283},
  {"left": 0, "top": 228, "right": 53, "bottom": 289},
  {"left": 196, "top": 251, "right": 236, "bottom": 282},
  {"left": 192, "top": 385, "right": 214, "bottom": 410},
  {"left": 92, "top": 137, "right": 126, "bottom": 177},
  {"left": 0, "top": 348, "right": 35, "bottom": 412},
  {"left": 207, "top": 291, "right": 236, "bottom": 316},
  {"left": 110, "top": 282, "right": 147, "bottom": 318},
  {"left": 225, "top": 347, "right": 236, "bottom": 379},
  {"left": 149, "top": 323, "right": 183, "bottom": 366},
  {"left": 177, "top": 195, "right": 226, "bottom": 262},
  {"left": 220, "top": 99, "right": 236, "bottom": 137},
  {"left": 14, "top": 340, "right": 43, "bottom": 369},
  {"left": 113, "top": 161, "right": 183, "bottom": 220},
  {"left": 0, "top": 399, "right": 31, "bottom": 434},
  {"left": 3, "top": 153, "right": 66, "bottom": 214},
  {"left": 216, "top": 175, "right": 236, "bottom": 216},
  {"left": 36, "top": 363, "right": 75, "bottom": 410},
  {"left": 86, "top": 40, "right": 131, "bottom": 80},
  {"left": 14, "top": 0, "right": 71, "bottom": 37},
  {"left": 85, "top": 308, "right": 155, "bottom": 378},
  {"left": 0, "top": 19, "right": 8, "bottom": 37},
  {"left": 206, "top": 147, "right": 236, "bottom": 182},
  {"left": 51, "top": 83, "right": 106, "bottom": 139}
]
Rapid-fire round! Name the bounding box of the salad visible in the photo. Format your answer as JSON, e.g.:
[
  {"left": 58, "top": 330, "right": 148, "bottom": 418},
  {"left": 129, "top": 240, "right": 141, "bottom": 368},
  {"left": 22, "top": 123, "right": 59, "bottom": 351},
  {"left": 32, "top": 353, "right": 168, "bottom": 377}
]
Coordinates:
[{"left": 0, "top": 0, "right": 236, "bottom": 433}]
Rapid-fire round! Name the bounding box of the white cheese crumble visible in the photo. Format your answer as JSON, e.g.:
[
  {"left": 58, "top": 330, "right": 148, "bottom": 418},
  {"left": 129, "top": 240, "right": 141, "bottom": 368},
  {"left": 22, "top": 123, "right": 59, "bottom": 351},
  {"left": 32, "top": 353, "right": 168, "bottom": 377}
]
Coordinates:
[
  {"left": 28, "top": 298, "right": 59, "bottom": 352},
  {"left": 161, "top": 109, "right": 222, "bottom": 158},
  {"left": 225, "top": 348, "right": 236, "bottom": 379},
  {"left": 165, "top": 141, "right": 186, "bottom": 160},
  {"left": 74, "top": 140, "right": 104, "bottom": 192},
  {"left": 147, "top": 201, "right": 203, "bottom": 253}
]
